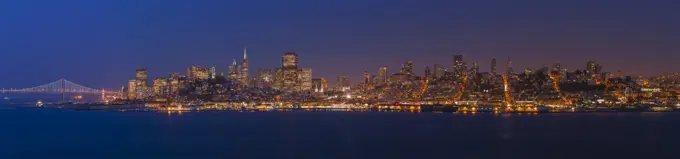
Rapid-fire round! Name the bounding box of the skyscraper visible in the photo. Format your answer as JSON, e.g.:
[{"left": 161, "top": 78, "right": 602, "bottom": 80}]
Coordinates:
[
  {"left": 453, "top": 55, "right": 464, "bottom": 76},
  {"left": 282, "top": 52, "right": 298, "bottom": 69},
  {"left": 424, "top": 66, "right": 432, "bottom": 78},
  {"left": 241, "top": 47, "right": 249, "bottom": 85},
  {"left": 363, "top": 71, "right": 371, "bottom": 85},
  {"left": 379, "top": 66, "right": 388, "bottom": 85},
  {"left": 507, "top": 57, "right": 513, "bottom": 76},
  {"left": 434, "top": 64, "right": 445, "bottom": 78},
  {"left": 401, "top": 60, "right": 413, "bottom": 75},
  {"left": 153, "top": 77, "right": 169, "bottom": 97},
  {"left": 586, "top": 60, "right": 596, "bottom": 77},
  {"left": 135, "top": 68, "right": 149, "bottom": 99},
  {"left": 337, "top": 76, "right": 351, "bottom": 92},
  {"left": 320, "top": 78, "right": 328, "bottom": 92},
  {"left": 228, "top": 60, "right": 240, "bottom": 81},
  {"left": 491, "top": 58, "right": 497, "bottom": 75},
  {"left": 312, "top": 78, "right": 322, "bottom": 92},
  {"left": 472, "top": 62, "right": 479, "bottom": 75},
  {"left": 127, "top": 80, "right": 136, "bottom": 100},
  {"left": 188, "top": 66, "right": 210, "bottom": 80},
  {"left": 209, "top": 66, "right": 217, "bottom": 79},
  {"left": 299, "top": 68, "right": 312, "bottom": 91}
]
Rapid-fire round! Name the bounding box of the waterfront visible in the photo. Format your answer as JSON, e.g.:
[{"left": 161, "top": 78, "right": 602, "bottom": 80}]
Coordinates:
[{"left": 1, "top": 105, "right": 679, "bottom": 159}]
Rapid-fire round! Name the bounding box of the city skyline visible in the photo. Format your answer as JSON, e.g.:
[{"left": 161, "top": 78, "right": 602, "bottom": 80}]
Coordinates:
[{"left": 1, "top": 0, "right": 679, "bottom": 88}]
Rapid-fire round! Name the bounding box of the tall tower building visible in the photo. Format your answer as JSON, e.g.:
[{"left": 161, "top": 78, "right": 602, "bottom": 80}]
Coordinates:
[
  {"left": 188, "top": 66, "right": 210, "bottom": 80},
  {"left": 127, "top": 80, "right": 137, "bottom": 100},
  {"left": 491, "top": 58, "right": 497, "bottom": 75},
  {"left": 553, "top": 63, "right": 561, "bottom": 72},
  {"left": 282, "top": 52, "right": 298, "bottom": 69},
  {"left": 379, "top": 66, "right": 388, "bottom": 85},
  {"left": 337, "top": 76, "right": 351, "bottom": 92},
  {"left": 586, "top": 60, "right": 596, "bottom": 77},
  {"left": 507, "top": 57, "right": 513, "bottom": 76},
  {"left": 424, "top": 66, "right": 432, "bottom": 78},
  {"left": 401, "top": 60, "right": 413, "bottom": 75},
  {"left": 241, "top": 47, "right": 249, "bottom": 84},
  {"left": 312, "top": 78, "right": 323, "bottom": 92},
  {"left": 453, "top": 55, "right": 464, "bottom": 79},
  {"left": 472, "top": 62, "right": 479, "bottom": 75},
  {"left": 135, "top": 68, "right": 148, "bottom": 99},
  {"left": 279, "top": 52, "right": 301, "bottom": 91},
  {"left": 209, "top": 66, "right": 217, "bottom": 79},
  {"left": 320, "top": 78, "right": 328, "bottom": 92},
  {"left": 299, "top": 68, "right": 312, "bottom": 91},
  {"left": 434, "top": 64, "right": 445, "bottom": 78},
  {"left": 228, "top": 60, "right": 240, "bottom": 81}
]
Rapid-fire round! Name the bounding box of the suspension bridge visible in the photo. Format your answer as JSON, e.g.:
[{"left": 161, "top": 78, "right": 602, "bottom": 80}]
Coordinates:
[{"left": 0, "top": 78, "right": 118, "bottom": 94}]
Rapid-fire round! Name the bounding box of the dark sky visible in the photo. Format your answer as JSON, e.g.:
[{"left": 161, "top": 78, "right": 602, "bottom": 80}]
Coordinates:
[{"left": 1, "top": 0, "right": 679, "bottom": 89}]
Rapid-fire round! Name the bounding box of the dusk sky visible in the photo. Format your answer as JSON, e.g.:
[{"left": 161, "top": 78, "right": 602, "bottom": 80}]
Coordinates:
[{"left": 1, "top": 0, "right": 678, "bottom": 89}]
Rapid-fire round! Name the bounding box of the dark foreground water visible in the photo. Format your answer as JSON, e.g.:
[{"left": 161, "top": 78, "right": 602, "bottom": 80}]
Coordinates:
[{"left": 1, "top": 106, "right": 679, "bottom": 159}]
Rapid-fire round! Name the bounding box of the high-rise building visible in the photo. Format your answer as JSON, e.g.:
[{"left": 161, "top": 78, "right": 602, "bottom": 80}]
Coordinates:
[
  {"left": 312, "top": 78, "right": 323, "bottom": 92},
  {"left": 553, "top": 63, "right": 561, "bottom": 72},
  {"left": 209, "top": 66, "right": 217, "bottom": 79},
  {"left": 169, "top": 73, "right": 180, "bottom": 96},
  {"left": 257, "top": 68, "right": 273, "bottom": 87},
  {"left": 153, "top": 78, "right": 169, "bottom": 97},
  {"left": 401, "top": 60, "right": 413, "bottom": 75},
  {"left": 127, "top": 80, "right": 136, "bottom": 100},
  {"left": 135, "top": 68, "right": 149, "bottom": 99},
  {"left": 363, "top": 71, "right": 371, "bottom": 85},
  {"left": 434, "top": 64, "right": 446, "bottom": 78},
  {"left": 241, "top": 47, "right": 249, "bottom": 85},
  {"left": 524, "top": 68, "right": 532, "bottom": 75},
  {"left": 424, "top": 66, "right": 432, "bottom": 78},
  {"left": 188, "top": 66, "right": 210, "bottom": 80},
  {"left": 491, "top": 58, "right": 497, "bottom": 76},
  {"left": 472, "top": 62, "right": 479, "bottom": 76},
  {"left": 453, "top": 55, "right": 464, "bottom": 79},
  {"left": 274, "top": 68, "right": 284, "bottom": 89},
  {"left": 336, "top": 76, "right": 351, "bottom": 92},
  {"left": 282, "top": 52, "right": 298, "bottom": 69},
  {"left": 586, "top": 60, "right": 596, "bottom": 75},
  {"left": 228, "top": 59, "right": 240, "bottom": 81},
  {"left": 321, "top": 78, "right": 328, "bottom": 91},
  {"left": 507, "top": 57, "right": 513, "bottom": 76},
  {"left": 378, "top": 66, "right": 388, "bottom": 85},
  {"left": 299, "top": 68, "right": 312, "bottom": 91}
]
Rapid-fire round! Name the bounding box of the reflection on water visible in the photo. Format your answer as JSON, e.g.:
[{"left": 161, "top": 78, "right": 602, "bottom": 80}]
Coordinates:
[{"left": 1, "top": 107, "right": 680, "bottom": 158}]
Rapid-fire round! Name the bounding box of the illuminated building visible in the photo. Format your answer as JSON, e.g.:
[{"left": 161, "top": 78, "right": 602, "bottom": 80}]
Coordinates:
[
  {"left": 453, "top": 55, "right": 464, "bottom": 79},
  {"left": 282, "top": 52, "right": 298, "bottom": 69},
  {"left": 127, "top": 80, "right": 136, "bottom": 100},
  {"left": 491, "top": 58, "right": 497, "bottom": 76},
  {"left": 363, "top": 71, "right": 371, "bottom": 85},
  {"left": 228, "top": 59, "right": 240, "bottom": 81},
  {"left": 313, "top": 78, "right": 323, "bottom": 92},
  {"left": 586, "top": 60, "right": 596, "bottom": 77},
  {"left": 507, "top": 57, "right": 513, "bottom": 76},
  {"left": 153, "top": 78, "right": 169, "bottom": 97},
  {"left": 257, "top": 68, "right": 273, "bottom": 88},
  {"left": 188, "top": 66, "right": 210, "bottom": 80},
  {"left": 274, "top": 68, "right": 284, "bottom": 89},
  {"left": 553, "top": 63, "right": 561, "bottom": 72},
  {"left": 472, "top": 62, "right": 479, "bottom": 75},
  {"left": 524, "top": 68, "right": 532, "bottom": 75},
  {"left": 241, "top": 47, "right": 249, "bottom": 85},
  {"left": 337, "top": 76, "right": 351, "bottom": 92},
  {"left": 321, "top": 78, "right": 328, "bottom": 91},
  {"left": 378, "top": 66, "right": 388, "bottom": 85},
  {"left": 299, "top": 68, "right": 312, "bottom": 91},
  {"left": 276, "top": 52, "right": 303, "bottom": 91},
  {"left": 424, "top": 66, "right": 432, "bottom": 78},
  {"left": 209, "top": 66, "right": 217, "bottom": 79},
  {"left": 135, "top": 68, "right": 149, "bottom": 99},
  {"left": 401, "top": 60, "right": 413, "bottom": 75},
  {"left": 434, "top": 64, "right": 445, "bottom": 78}
]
